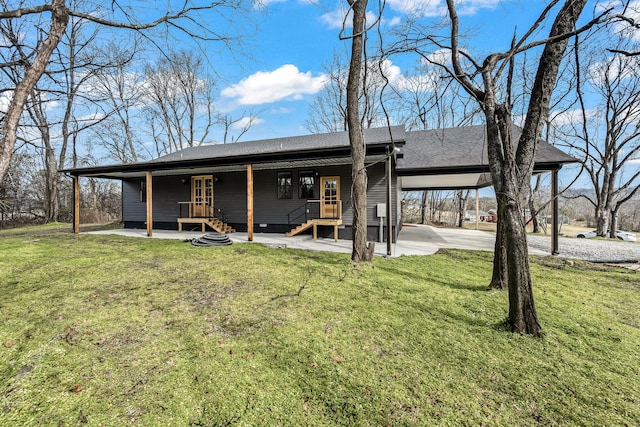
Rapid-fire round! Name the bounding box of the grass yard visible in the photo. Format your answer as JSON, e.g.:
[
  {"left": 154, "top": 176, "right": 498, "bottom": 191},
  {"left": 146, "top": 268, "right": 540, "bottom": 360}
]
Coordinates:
[{"left": 0, "top": 224, "right": 639, "bottom": 426}]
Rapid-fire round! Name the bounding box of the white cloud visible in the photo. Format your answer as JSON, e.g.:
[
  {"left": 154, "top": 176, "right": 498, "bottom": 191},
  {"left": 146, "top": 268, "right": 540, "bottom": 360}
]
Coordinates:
[
  {"left": 271, "top": 107, "right": 293, "bottom": 114},
  {"left": 588, "top": 54, "right": 640, "bottom": 86},
  {"left": 231, "top": 116, "right": 265, "bottom": 130},
  {"left": 385, "top": 0, "right": 500, "bottom": 17},
  {"left": 255, "top": 0, "right": 317, "bottom": 9},
  {"left": 221, "top": 64, "right": 328, "bottom": 105},
  {"left": 599, "top": 0, "right": 640, "bottom": 40},
  {"left": 425, "top": 48, "right": 453, "bottom": 66},
  {"left": 43, "top": 100, "right": 61, "bottom": 112},
  {"left": 320, "top": 6, "right": 378, "bottom": 30},
  {"left": 320, "top": 1, "right": 499, "bottom": 30},
  {"left": 0, "top": 92, "right": 12, "bottom": 114},
  {"left": 254, "top": 0, "right": 287, "bottom": 8},
  {"left": 385, "top": 16, "right": 402, "bottom": 26},
  {"left": 550, "top": 109, "right": 600, "bottom": 127}
]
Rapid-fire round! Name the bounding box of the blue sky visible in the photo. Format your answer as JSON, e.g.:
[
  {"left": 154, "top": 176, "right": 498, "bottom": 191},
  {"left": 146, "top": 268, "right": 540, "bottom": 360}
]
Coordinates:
[
  {"left": 208, "top": 0, "right": 640, "bottom": 145},
  {"left": 211, "top": 0, "right": 561, "bottom": 141},
  {"left": 202, "top": 0, "right": 639, "bottom": 195}
]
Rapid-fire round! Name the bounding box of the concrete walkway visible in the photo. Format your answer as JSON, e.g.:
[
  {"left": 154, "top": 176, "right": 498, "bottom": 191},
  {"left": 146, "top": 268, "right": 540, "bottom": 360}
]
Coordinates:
[{"left": 85, "top": 224, "right": 548, "bottom": 257}]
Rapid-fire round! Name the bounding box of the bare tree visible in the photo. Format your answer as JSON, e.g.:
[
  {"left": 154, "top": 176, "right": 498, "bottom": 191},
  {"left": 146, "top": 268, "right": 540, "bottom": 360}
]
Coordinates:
[
  {"left": 0, "top": 0, "right": 68, "bottom": 188},
  {"left": 398, "top": 60, "right": 480, "bottom": 131},
  {"left": 0, "top": 0, "right": 253, "bottom": 184},
  {"left": 342, "top": 0, "right": 377, "bottom": 262},
  {"left": 89, "top": 44, "right": 145, "bottom": 163},
  {"left": 305, "top": 49, "right": 403, "bottom": 134},
  {"left": 0, "top": 10, "right": 134, "bottom": 221},
  {"left": 217, "top": 111, "right": 261, "bottom": 144},
  {"left": 395, "top": 0, "right": 606, "bottom": 335},
  {"left": 558, "top": 39, "right": 640, "bottom": 238},
  {"left": 143, "top": 50, "right": 215, "bottom": 155},
  {"left": 305, "top": 51, "right": 350, "bottom": 133}
]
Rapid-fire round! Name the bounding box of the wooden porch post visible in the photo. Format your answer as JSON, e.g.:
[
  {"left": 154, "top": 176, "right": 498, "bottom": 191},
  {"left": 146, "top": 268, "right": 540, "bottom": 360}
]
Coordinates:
[
  {"left": 386, "top": 149, "right": 392, "bottom": 256},
  {"left": 551, "top": 169, "right": 559, "bottom": 255},
  {"left": 73, "top": 175, "right": 80, "bottom": 233},
  {"left": 247, "top": 164, "right": 254, "bottom": 241},
  {"left": 146, "top": 171, "right": 153, "bottom": 237}
]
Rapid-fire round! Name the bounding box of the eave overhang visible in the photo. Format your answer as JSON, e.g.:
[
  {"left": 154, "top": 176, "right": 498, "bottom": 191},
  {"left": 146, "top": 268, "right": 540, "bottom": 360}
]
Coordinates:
[{"left": 61, "top": 142, "right": 397, "bottom": 180}]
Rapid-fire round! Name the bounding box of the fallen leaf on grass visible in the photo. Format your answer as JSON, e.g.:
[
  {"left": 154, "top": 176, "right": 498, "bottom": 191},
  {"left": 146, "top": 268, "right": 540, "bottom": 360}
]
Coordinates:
[
  {"left": 70, "top": 384, "right": 83, "bottom": 393},
  {"left": 331, "top": 356, "right": 342, "bottom": 363}
]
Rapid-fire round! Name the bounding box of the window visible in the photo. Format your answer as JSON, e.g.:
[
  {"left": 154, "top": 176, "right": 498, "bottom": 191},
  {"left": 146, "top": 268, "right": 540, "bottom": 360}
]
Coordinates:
[
  {"left": 299, "top": 171, "right": 314, "bottom": 199},
  {"left": 277, "top": 172, "right": 293, "bottom": 199},
  {"left": 139, "top": 180, "right": 146, "bottom": 202}
]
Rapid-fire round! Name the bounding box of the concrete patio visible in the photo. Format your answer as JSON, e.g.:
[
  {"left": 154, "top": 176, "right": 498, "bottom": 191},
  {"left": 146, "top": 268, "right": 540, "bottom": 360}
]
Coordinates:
[{"left": 86, "top": 224, "right": 548, "bottom": 257}]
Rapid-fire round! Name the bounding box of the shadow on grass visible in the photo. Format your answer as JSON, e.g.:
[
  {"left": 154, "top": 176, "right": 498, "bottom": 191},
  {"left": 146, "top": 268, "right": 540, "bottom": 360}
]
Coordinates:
[
  {"left": 406, "top": 298, "right": 511, "bottom": 333},
  {"left": 376, "top": 263, "right": 489, "bottom": 293}
]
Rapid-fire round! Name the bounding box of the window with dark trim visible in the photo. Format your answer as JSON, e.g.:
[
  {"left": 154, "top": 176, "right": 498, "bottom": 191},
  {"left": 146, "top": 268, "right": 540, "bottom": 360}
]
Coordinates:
[
  {"left": 277, "top": 172, "right": 293, "bottom": 199},
  {"left": 299, "top": 171, "right": 314, "bottom": 199},
  {"left": 139, "top": 180, "right": 146, "bottom": 202}
]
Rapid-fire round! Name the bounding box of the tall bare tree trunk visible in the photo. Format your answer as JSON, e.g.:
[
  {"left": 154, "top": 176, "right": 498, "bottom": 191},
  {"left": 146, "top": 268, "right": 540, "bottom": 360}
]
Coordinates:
[
  {"left": 488, "top": 212, "right": 507, "bottom": 290},
  {"left": 346, "top": 0, "right": 374, "bottom": 262},
  {"left": 529, "top": 175, "right": 541, "bottom": 233},
  {"left": 0, "top": 0, "right": 69, "bottom": 185},
  {"left": 420, "top": 191, "right": 428, "bottom": 224},
  {"left": 595, "top": 204, "right": 609, "bottom": 236},
  {"left": 456, "top": 189, "right": 469, "bottom": 227},
  {"left": 609, "top": 208, "right": 619, "bottom": 239}
]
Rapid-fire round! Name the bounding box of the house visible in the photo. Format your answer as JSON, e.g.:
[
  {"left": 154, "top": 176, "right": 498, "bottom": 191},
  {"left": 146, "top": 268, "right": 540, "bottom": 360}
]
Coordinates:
[
  {"left": 465, "top": 210, "right": 490, "bottom": 222},
  {"left": 62, "top": 125, "right": 576, "bottom": 254}
]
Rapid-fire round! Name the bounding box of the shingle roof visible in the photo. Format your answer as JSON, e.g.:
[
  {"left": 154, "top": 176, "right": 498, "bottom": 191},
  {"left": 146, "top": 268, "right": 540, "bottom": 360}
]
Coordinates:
[
  {"left": 398, "top": 125, "right": 576, "bottom": 173},
  {"left": 61, "top": 124, "right": 575, "bottom": 180},
  {"left": 155, "top": 125, "right": 405, "bottom": 162}
]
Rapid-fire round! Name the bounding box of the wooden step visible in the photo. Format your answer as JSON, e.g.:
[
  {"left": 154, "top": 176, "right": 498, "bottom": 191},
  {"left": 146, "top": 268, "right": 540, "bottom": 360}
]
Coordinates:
[
  {"left": 206, "top": 218, "right": 235, "bottom": 234},
  {"left": 287, "top": 219, "right": 343, "bottom": 241},
  {"left": 286, "top": 219, "right": 315, "bottom": 237},
  {"left": 177, "top": 217, "right": 235, "bottom": 234}
]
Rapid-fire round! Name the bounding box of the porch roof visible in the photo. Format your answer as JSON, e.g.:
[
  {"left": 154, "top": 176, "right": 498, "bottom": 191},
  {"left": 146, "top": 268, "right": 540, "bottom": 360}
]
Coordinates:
[
  {"left": 61, "top": 126, "right": 405, "bottom": 179},
  {"left": 396, "top": 125, "right": 577, "bottom": 190}
]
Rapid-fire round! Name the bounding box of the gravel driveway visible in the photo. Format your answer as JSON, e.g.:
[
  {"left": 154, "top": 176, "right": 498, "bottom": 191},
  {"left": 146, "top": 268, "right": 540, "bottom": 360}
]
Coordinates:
[{"left": 527, "top": 235, "right": 640, "bottom": 262}]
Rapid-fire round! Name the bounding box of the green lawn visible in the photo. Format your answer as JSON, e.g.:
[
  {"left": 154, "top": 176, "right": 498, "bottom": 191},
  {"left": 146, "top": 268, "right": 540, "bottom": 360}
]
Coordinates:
[{"left": 1, "top": 224, "right": 638, "bottom": 426}]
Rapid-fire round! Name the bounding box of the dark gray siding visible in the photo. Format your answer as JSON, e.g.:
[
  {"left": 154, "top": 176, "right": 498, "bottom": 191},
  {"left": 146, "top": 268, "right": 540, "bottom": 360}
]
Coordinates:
[
  {"left": 123, "top": 176, "right": 191, "bottom": 227},
  {"left": 213, "top": 171, "right": 247, "bottom": 224},
  {"left": 121, "top": 163, "right": 399, "bottom": 240}
]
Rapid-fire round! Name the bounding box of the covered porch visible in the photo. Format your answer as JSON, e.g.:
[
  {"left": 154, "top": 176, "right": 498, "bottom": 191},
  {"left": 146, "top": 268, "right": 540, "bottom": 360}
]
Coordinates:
[{"left": 64, "top": 127, "right": 404, "bottom": 241}]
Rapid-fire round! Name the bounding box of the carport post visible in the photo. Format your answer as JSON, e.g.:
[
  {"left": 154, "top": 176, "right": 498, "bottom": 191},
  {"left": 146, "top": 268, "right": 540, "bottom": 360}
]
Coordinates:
[{"left": 551, "top": 169, "right": 559, "bottom": 255}]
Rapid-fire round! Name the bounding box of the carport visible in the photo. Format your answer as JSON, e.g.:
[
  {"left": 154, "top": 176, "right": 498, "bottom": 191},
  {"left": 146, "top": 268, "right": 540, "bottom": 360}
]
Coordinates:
[{"left": 396, "top": 126, "right": 578, "bottom": 255}]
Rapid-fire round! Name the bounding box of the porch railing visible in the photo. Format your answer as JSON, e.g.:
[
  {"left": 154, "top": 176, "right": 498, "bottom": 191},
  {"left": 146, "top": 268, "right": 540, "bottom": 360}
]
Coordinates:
[
  {"left": 287, "top": 199, "right": 342, "bottom": 228},
  {"left": 178, "top": 202, "right": 227, "bottom": 222}
]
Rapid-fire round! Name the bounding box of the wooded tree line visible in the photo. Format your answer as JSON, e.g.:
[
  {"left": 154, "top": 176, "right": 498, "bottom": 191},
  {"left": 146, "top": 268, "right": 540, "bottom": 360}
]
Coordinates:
[
  {"left": 0, "top": 0, "right": 255, "bottom": 226},
  {"left": 1, "top": 1, "right": 640, "bottom": 335}
]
